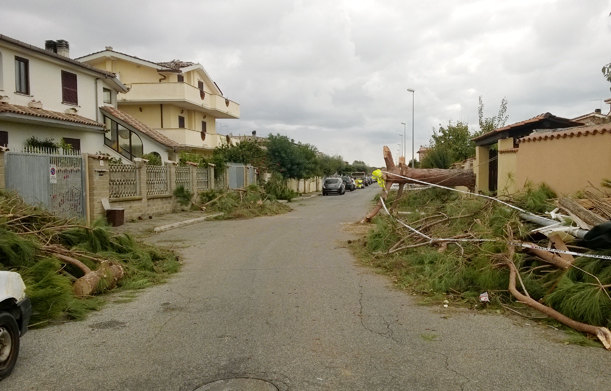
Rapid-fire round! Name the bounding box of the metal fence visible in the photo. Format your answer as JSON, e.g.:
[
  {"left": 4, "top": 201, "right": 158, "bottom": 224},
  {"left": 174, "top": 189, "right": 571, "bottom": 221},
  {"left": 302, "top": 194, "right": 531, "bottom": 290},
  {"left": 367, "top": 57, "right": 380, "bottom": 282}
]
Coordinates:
[
  {"left": 226, "top": 163, "right": 255, "bottom": 189},
  {"left": 146, "top": 165, "right": 169, "bottom": 196},
  {"left": 5, "top": 149, "right": 85, "bottom": 219},
  {"left": 109, "top": 164, "right": 139, "bottom": 198},
  {"left": 175, "top": 167, "right": 191, "bottom": 189},
  {"left": 196, "top": 167, "right": 210, "bottom": 192}
]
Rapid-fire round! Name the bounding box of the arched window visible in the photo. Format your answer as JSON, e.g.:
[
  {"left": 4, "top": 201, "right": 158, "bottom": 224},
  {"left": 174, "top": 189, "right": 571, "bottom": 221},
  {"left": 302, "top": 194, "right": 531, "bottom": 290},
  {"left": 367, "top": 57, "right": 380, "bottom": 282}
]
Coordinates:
[{"left": 103, "top": 116, "right": 145, "bottom": 161}]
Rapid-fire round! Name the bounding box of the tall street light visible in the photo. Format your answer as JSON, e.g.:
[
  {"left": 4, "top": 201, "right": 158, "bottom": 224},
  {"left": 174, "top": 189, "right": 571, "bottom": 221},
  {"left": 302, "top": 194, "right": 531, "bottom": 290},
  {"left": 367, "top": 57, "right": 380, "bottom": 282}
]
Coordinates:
[
  {"left": 407, "top": 89, "right": 415, "bottom": 168},
  {"left": 400, "top": 123, "right": 406, "bottom": 159}
]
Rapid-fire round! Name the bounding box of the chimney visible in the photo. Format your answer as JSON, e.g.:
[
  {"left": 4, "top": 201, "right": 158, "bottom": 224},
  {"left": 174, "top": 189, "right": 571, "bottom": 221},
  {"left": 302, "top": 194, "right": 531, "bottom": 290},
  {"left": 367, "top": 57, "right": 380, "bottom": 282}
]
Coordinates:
[
  {"left": 595, "top": 108, "right": 602, "bottom": 114},
  {"left": 45, "top": 40, "right": 57, "bottom": 53},
  {"left": 105, "top": 46, "right": 113, "bottom": 51},
  {"left": 55, "top": 40, "right": 69, "bottom": 57},
  {"left": 252, "top": 130, "right": 256, "bottom": 136}
]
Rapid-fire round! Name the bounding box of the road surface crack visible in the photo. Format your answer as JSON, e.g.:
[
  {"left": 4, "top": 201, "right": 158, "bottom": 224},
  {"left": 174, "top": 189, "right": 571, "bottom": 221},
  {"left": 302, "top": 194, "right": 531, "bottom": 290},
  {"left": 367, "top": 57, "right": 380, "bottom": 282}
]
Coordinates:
[{"left": 358, "top": 276, "right": 398, "bottom": 343}]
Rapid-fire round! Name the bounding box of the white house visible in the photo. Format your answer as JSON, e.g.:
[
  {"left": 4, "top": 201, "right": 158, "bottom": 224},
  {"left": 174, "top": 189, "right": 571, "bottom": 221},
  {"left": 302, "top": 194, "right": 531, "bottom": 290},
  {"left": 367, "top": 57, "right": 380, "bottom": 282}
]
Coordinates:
[{"left": 0, "top": 35, "right": 180, "bottom": 162}]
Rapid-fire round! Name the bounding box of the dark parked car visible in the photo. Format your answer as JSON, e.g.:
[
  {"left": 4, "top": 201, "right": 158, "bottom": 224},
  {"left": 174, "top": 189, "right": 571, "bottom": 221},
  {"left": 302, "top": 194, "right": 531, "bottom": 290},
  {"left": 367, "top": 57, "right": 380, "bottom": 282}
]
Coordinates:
[
  {"left": 341, "top": 176, "right": 356, "bottom": 191},
  {"left": 322, "top": 178, "right": 345, "bottom": 195}
]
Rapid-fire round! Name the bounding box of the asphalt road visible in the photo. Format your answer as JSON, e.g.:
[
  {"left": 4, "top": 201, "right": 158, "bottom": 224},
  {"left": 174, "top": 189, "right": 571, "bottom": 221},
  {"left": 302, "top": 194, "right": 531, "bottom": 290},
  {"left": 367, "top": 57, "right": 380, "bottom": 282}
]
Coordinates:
[{"left": 5, "top": 187, "right": 611, "bottom": 390}]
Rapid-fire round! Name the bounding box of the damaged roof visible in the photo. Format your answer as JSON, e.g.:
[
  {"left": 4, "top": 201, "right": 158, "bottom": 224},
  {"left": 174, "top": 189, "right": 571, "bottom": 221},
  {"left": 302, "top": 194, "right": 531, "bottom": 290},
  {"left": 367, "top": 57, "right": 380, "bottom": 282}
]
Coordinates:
[
  {"left": 156, "top": 59, "right": 195, "bottom": 70},
  {"left": 0, "top": 102, "right": 104, "bottom": 128},
  {"left": 472, "top": 112, "right": 584, "bottom": 146},
  {"left": 99, "top": 106, "right": 182, "bottom": 150}
]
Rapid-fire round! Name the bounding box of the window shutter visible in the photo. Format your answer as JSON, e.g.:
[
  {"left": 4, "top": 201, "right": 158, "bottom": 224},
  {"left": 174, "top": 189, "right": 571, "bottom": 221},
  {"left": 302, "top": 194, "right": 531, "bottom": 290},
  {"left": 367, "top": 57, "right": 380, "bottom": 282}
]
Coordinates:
[
  {"left": 201, "top": 121, "right": 207, "bottom": 140},
  {"left": 61, "top": 71, "right": 78, "bottom": 105}
]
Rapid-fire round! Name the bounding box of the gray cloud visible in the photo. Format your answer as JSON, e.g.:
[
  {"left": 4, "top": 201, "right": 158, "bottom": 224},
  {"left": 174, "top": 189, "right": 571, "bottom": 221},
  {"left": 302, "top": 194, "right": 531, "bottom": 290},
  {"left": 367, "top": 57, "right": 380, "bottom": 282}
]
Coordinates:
[{"left": 2, "top": 0, "right": 611, "bottom": 167}]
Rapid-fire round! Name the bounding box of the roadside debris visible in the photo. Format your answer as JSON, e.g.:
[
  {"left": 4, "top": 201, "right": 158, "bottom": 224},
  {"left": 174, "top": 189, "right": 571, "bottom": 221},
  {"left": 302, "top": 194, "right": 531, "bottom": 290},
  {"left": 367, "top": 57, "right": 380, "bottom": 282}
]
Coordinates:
[
  {"left": 0, "top": 190, "right": 179, "bottom": 326},
  {"left": 358, "top": 147, "right": 611, "bottom": 349}
]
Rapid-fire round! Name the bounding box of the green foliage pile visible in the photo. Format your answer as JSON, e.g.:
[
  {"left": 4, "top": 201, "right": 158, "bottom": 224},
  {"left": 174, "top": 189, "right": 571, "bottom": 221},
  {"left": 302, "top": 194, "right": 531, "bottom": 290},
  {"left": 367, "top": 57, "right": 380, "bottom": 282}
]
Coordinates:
[
  {"left": 198, "top": 185, "right": 291, "bottom": 219},
  {"left": 0, "top": 191, "right": 180, "bottom": 326},
  {"left": 263, "top": 173, "right": 299, "bottom": 201},
  {"left": 173, "top": 185, "right": 194, "bottom": 207},
  {"left": 358, "top": 184, "right": 611, "bottom": 336}
]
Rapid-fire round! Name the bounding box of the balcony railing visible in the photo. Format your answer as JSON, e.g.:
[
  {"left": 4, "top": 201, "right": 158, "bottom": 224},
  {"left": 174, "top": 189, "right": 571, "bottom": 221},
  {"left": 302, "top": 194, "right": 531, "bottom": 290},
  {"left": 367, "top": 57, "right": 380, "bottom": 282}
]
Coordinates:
[{"left": 119, "top": 82, "right": 240, "bottom": 118}]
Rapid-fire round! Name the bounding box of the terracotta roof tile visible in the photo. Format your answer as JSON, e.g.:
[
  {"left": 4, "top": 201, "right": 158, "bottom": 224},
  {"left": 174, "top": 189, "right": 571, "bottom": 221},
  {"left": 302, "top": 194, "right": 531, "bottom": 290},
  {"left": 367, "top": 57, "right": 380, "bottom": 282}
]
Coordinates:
[
  {"left": 99, "top": 106, "right": 182, "bottom": 149},
  {"left": 0, "top": 102, "right": 104, "bottom": 128},
  {"left": 519, "top": 123, "right": 611, "bottom": 143}
]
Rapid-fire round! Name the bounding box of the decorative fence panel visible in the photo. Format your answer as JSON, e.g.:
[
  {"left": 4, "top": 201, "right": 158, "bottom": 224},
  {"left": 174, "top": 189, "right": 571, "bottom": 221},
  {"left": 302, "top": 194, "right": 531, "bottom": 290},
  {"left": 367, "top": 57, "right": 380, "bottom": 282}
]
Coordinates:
[
  {"left": 146, "top": 165, "right": 169, "bottom": 196},
  {"left": 109, "top": 164, "right": 139, "bottom": 198},
  {"left": 5, "top": 149, "right": 85, "bottom": 219},
  {"left": 196, "top": 167, "right": 210, "bottom": 192},
  {"left": 175, "top": 167, "right": 191, "bottom": 189}
]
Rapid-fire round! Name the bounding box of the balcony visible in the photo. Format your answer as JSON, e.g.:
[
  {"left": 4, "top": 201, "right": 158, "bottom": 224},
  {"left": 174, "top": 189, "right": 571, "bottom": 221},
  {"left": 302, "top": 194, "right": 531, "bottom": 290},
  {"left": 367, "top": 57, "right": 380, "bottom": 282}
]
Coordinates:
[
  {"left": 119, "top": 82, "right": 240, "bottom": 119},
  {"left": 157, "top": 128, "right": 230, "bottom": 150}
]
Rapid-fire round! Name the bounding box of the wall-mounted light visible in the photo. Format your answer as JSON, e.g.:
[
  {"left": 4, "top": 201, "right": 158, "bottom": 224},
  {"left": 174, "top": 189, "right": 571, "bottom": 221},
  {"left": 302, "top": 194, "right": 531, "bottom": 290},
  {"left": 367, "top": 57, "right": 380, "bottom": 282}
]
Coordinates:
[
  {"left": 139, "top": 107, "right": 142, "bottom": 112},
  {"left": 181, "top": 109, "right": 184, "bottom": 114}
]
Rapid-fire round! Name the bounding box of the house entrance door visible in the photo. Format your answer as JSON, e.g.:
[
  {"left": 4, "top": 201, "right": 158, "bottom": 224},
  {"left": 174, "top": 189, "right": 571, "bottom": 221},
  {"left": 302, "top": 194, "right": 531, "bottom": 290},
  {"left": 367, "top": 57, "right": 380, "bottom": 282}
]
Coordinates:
[{"left": 488, "top": 148, "right": 498, "bottom": 194}]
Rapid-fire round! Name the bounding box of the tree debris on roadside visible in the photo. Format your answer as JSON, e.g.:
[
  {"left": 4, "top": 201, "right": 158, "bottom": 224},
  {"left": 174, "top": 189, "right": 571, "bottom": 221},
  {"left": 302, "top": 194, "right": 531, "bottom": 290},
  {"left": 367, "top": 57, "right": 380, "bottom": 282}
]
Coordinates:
[
  {"left": 356, "top": 148, "right": 611, "bottom": 350},
  {"left": 197, "top": 184, "right": 292, "bottom": 219},
  {"left": 0, "top": 190, "right": 180, "bottom": 326}
]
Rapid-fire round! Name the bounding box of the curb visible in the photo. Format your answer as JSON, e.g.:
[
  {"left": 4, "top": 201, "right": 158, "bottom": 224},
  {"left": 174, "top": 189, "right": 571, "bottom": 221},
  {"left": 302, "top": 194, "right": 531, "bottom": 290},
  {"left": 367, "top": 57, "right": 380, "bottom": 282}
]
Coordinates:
[{"left": 153, "top": 213, "right": 224, "bottom": 233}]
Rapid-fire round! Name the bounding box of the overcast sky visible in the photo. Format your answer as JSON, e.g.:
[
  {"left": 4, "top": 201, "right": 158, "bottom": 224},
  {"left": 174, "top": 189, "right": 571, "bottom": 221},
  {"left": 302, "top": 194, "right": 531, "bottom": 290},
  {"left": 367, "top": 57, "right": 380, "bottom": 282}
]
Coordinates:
[{"left": 2, "top": 0, "right": 611, "bottom": 166}]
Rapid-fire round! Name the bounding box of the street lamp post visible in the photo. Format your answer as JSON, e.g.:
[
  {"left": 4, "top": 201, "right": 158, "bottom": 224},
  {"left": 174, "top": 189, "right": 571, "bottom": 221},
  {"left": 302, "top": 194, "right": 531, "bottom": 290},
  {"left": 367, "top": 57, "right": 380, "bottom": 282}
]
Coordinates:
[
  {"left": 407, "top": 89, "right": 415, "bottom": 168},
  {"left": 400, "top": 123, "right": 406, "bottom": 159}
]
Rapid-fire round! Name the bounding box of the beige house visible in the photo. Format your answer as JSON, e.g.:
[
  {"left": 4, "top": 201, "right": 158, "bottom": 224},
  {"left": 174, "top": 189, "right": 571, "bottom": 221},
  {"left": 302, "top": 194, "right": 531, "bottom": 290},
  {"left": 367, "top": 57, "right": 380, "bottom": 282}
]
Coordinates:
[
  {"left": 516, "top": 124, "right": 611, "bottom": 195},
  {"left": 77, "top": 49, "right": 240, "bottom": 157},
  {"left": 0, "top": 35, "right": 182, "bottom": 163},
  {"left": 472, "top": 113, "right": 583, "bottom": 195}
]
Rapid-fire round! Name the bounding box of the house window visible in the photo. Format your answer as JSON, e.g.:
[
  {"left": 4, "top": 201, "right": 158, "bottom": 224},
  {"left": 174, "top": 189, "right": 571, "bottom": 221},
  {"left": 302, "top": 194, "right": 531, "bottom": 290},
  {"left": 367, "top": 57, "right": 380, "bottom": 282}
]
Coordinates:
[
  {"left": 103, "top": 88, "right": 112, "bottom": 104},
  {"left": 201, "top": 121, "right": 207, "bottom": 141},
  {"left": 0, "top": 131, "right": 8, "bottom": 147},
  {"left": 178, "top": 116, "right": 185, "bottom": 128},
  {"left": 177, "top": 74, "right": 184, "bottom": 82},
  {"left": 104, "top": 116, "right": 144, "bottom": 161},
  {"left": 15, "top": 56, "right": 29, "bottom": 95},
  {"left": 62, "top": 137, "right": 80, "bottom": 151},
  {"left": 61, "top": 71, "right": 78, "bottom": 105},
  {"left": 198, "top": 80, "right": 205, "bottom": 99}
]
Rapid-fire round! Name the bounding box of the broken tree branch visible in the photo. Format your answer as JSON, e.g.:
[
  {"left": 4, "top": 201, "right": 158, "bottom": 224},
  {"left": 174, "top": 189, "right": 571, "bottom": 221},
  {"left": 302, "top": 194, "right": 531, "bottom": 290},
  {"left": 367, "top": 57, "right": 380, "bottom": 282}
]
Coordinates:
[{"left": 506, "top": 231, "right": 611, "bottom": 350}]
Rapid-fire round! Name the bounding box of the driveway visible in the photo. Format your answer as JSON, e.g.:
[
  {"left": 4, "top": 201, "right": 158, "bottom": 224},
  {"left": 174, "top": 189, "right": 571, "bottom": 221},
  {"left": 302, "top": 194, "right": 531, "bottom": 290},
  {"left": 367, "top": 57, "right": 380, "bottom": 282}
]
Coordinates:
[{"left": 4, "top": 187, "right": 611, "bottom": 390}]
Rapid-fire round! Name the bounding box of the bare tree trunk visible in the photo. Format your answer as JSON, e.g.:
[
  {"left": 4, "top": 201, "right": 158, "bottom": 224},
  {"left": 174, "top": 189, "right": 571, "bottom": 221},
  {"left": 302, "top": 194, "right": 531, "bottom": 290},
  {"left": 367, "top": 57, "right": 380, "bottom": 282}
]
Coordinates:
[{"left": 361, "top": 147, "right": 475, "bottom": 222}]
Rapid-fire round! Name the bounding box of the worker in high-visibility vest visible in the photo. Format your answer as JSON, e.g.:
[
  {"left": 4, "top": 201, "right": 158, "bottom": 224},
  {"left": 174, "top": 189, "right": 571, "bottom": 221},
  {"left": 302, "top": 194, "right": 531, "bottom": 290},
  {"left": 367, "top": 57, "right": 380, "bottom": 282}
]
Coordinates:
[{"left": 372, "top": 169, "right": 385, "bottom": 188}]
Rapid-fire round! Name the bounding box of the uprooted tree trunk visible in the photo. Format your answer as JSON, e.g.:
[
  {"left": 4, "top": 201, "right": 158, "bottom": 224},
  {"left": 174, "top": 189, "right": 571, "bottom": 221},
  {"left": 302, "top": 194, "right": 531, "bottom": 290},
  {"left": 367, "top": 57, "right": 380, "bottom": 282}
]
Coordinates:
[
  {"left": 361, "top": 147, "right": 476, "bottom": 223},
  {"left": 43, "top": 247, "right": 124, "bottom": 297}
]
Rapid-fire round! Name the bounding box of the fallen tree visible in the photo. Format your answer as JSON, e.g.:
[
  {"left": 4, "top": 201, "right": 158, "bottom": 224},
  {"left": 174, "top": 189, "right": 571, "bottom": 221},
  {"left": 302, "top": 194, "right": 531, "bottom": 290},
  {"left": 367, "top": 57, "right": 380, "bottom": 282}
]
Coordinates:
[
  {"left": 355, "top": 181, "right": 611, "bottom": 350},
  {"left": 361, "top": 147, "right": 476, "bottom": 223}
]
